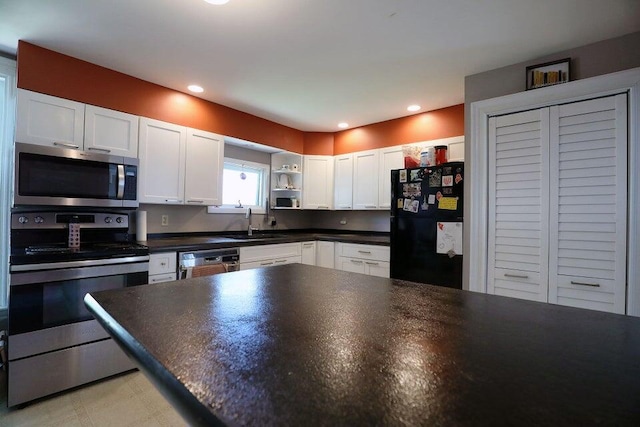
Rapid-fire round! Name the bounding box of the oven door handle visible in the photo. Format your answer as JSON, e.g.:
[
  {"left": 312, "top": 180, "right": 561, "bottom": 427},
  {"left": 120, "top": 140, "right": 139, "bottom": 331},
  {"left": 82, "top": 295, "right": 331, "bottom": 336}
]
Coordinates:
[{"left": 116, "top": 164, "right": 125, "bottom": 199}]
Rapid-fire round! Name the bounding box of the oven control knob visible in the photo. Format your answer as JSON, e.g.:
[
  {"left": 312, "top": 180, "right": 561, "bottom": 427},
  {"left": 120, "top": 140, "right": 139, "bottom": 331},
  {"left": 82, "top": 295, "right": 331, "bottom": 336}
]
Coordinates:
[
  {"left": 18, "top": 216, "right": 29, "bottom": 224},
  {"left": 104, "top": 217, "right": 113, "bottom": 223},
  {"left": 116, "top": 217, "right": 124, "bottom": 224},
  {"left": 34, "top": 216, "right": 44, "bottom": 224}
]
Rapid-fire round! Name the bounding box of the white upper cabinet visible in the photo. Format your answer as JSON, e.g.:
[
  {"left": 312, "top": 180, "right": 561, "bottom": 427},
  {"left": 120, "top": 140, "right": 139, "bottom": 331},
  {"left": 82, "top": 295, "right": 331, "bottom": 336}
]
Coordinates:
[
  {"left": 184, "top": 128, "right": 224, "bottom": 206},
  {"left": 303, "top": 155, "right": 334, "bottom": 209},
  {"left": 84, "top": 105, "right": 139, "bottom": 157},
  {"left": 271, "top": 151, "right": 303, "bottom": 209},
  {"left": 377, "top": 146, "right": 404, "bottom": 210},
  {"left": 138, "top": 118, "right": 187, "bottom": 204},
  {"left": 334, "top": 154, "right": 353, "bottom": 210},
  {"left": 353, "top": 149, "right": 379, "bottom": 210},
  {"left": 16, "top": 89, "right": 139, "bottom": 157},
  {"left": 16, "top": 89, "right": 85, "bottom": 149}
]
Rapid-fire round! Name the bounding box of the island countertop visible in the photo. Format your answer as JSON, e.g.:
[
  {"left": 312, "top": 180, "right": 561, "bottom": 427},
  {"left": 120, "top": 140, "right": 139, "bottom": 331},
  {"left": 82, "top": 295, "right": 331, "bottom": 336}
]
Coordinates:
[{"left": 85, "top": 264, "right": 640, "bottom": 426}]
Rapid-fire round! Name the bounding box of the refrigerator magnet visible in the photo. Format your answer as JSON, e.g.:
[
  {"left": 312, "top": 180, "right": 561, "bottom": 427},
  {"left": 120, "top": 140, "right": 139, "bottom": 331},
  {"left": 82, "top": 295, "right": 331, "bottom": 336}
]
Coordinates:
[
  {"left": 410, "top": 169, "right": 423, "bottom": 182},
  {"left": 421, "top": 196, "right": 429, "bottom": 210},
  {"left": 429, "top": 169, "right": 441, "bottom": 187},
  {"left": 397, "top": 198, "right": 404, "bottom": 209},
  {"left": 442, "top": 175, "right": 454, "bottom": 187},
  {"left": 455, "top": 173, "right": 463, "bottom": 184},
  {"left": 403, "top": 183, "right": 421, "bottom": 197},
  {"left": 438, "top": 196, "right": 458, "bottom": 210},
  {"left": 428, "top": 194, "right": 436, "bottom": 204},
  {"left": 399, "top": 169, "right": 407, "bottom": 183}
]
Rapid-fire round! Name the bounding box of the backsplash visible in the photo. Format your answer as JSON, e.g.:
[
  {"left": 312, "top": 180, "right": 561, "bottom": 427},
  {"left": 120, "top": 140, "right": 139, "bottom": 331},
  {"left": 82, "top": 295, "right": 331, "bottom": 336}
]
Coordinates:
[{"left": 136, "top": 204, "right": 390, "bottom": 235}]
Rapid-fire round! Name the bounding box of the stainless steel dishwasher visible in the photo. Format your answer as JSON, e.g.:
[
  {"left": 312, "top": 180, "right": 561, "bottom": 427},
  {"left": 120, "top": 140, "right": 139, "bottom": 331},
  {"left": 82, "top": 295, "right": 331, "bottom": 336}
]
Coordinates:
[{"left": 178, "top": 248, "right": 240, "bottom": 279}]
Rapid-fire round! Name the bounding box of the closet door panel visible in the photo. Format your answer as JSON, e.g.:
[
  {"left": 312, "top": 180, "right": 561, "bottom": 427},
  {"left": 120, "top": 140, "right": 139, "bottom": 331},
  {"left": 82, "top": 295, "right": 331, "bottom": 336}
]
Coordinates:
[
  {"left": 548, "top": 94, "right": 627, "bottom": 314},
  {"left": 487, "top": 109, "right": 550, "bottom": 302}
]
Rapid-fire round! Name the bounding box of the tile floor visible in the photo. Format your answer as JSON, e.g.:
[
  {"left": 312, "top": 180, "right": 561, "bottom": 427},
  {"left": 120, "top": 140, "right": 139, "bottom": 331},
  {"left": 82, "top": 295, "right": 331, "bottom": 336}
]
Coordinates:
[{"left": 0, "top": 369, "right": 188, "bottom": 426}]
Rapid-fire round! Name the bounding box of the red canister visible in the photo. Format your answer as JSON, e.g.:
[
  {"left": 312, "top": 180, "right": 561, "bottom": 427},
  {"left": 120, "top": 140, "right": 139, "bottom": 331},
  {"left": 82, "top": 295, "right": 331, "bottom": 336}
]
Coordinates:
[{"left": 434, "top": 145, "right": 448, "bottom": 165}]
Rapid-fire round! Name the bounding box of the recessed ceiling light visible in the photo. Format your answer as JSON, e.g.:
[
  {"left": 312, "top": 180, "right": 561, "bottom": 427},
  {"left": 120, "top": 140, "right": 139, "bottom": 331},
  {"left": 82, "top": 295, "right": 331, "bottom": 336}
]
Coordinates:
[
  {"left": 188, "top": 85, "right": 204, "bottom": 93},
  {"left": 204, "top": 0, "right": 230, "bottom": 5},
  {"left": 338, "top": 122, "right": 349, "bottom": 129},
  {"left": 407, "top": 104, "right": 421, "bottom": 112}
]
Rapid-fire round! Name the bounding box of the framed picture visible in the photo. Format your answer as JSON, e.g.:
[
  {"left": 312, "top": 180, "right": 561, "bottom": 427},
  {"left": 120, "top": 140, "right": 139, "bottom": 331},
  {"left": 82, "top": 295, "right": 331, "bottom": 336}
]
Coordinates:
[{"left": 526, "top": 58, "right": 570, "bottom": 90}]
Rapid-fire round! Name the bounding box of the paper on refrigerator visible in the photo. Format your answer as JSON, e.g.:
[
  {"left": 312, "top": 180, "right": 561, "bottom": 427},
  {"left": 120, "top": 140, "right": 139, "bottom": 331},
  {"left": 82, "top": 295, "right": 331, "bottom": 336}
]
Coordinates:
[{"left": 436, "top": 222, "right": 463, "bottom": 256}]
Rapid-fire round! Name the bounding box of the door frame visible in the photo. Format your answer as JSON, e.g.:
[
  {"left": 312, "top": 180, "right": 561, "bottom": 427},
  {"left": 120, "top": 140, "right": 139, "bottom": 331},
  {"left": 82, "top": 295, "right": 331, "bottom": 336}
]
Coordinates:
[{"left": 468, "top": 66, "right": 640, "bottom": 316}]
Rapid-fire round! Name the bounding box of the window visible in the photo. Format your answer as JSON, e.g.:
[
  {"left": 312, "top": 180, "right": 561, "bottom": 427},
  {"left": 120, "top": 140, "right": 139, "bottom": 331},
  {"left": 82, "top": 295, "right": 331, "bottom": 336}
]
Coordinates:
[{"left": 207, "top": 158, "right": 269, "bottom": 214}]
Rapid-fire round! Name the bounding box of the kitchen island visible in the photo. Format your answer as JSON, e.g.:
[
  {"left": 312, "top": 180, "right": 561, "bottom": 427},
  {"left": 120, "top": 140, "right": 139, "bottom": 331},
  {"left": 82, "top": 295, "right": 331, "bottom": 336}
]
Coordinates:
[{"left": 85, "top": 264, "right": 640, "bottom": 426}]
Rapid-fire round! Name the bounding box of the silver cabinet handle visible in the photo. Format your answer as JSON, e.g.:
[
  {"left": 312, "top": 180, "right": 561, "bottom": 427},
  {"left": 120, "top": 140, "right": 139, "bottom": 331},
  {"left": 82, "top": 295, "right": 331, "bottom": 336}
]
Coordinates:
[
  {"left": 365, "top": 261, "right": 379, "bottom": 266},
  {"left": 53, "top": 142, "right": 80, "bottom": 149},
  {"left": 260, "top": 261, "right": 274, "bottom": 266},
  {"left": 504, "top": 273, "right": 529, "bottom": 279},
  {"left": 358, "top": 250, "right": 372, "bottom": 255},
  {"left": 87, "top": 147, "right": 111, "bottom": 153},
  {"left": 274, "top": 259, "right": 287, "bottom": 264},
  {"left": 302, "top": 243, "right": 314, "bottom": 247},
  {"left": 165, "top": 199, "right": 183, "bottom": 203},
  {"left": 571, "top": 280, "right": 600, "bottom": 287},
  {"left": 350, "top": 259, "right": 363, "bottom": 264},
  {"left": 338, "top": 205, "right": 352, "bottom": 209},
  {"left": 365, "top": 205, "right": 376, "bottom": 208},
  {"left": 187, "top": 199, "right": 204, "bottom": 204},
  {"left": 317, "top": 205, "right": 329, "bottom": 209}
]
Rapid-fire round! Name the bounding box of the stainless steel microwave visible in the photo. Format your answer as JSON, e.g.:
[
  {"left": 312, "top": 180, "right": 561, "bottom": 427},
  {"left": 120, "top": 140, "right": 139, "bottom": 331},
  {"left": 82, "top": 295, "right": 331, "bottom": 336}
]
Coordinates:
[{"left": 14, "top": 142, "right": 139, "bottom": 208}]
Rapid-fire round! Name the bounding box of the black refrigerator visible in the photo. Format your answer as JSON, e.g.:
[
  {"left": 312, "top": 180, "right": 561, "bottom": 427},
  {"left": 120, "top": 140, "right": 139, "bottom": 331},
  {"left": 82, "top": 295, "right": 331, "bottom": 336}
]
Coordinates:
[{"left": 390, "top": 162, "right": 463, "bottom": 288}]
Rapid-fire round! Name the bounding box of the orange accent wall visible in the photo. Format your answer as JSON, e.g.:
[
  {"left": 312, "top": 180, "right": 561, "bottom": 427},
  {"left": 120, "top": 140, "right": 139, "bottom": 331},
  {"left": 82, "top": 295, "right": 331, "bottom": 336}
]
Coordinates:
[
  {"left": 17, "top": 41, "right": 464, "bottom": 156},
  {"left": 16, "top": 41, "right": 304, "bottom": 153},
  {"left": 333, "top": 104, "right": 464, "bottom": 155},
  {"left": 303, "top": 132, "right": 334, "bottom": 155}
]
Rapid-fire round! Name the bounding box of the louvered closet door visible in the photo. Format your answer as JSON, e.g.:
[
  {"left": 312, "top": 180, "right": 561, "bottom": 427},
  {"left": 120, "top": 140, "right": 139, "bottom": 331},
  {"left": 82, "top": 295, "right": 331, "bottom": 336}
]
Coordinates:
[
  {"left": 548, "top": 94, "right": 627, "bottom": 314},
  {"left": 488, "top": 109, "right": 550, "bottom": 302}
]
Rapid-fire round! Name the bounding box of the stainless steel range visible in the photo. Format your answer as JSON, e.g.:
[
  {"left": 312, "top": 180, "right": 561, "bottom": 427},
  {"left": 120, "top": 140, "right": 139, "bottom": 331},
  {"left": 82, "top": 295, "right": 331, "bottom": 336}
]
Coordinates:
[{"left": 8, "top": 211, "right": 149, "bottom": 406}]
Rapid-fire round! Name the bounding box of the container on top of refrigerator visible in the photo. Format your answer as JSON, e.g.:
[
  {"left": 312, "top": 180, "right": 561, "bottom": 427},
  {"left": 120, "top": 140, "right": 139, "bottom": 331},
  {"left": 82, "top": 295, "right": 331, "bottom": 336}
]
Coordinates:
[
  {"left": 420, "top": 147, "right": 435, "bottom": 166},
  {"left": 434, "top": 146, "right": 448, "bottom": 165}
]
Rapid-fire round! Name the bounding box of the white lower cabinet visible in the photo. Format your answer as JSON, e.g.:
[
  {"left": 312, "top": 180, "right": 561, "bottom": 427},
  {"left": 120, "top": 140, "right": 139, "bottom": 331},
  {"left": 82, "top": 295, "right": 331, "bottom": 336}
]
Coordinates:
[
  {"left": 316, "top": 241, "right": 335, "bottom": 269},
  {"left": 149, "top": 252, "right": 177, "bottom": 283},
  {"left": 301, "top": 241, "right": 316, "bottom": 265},
  {"left": 240, "top": 243, "right": 302, "bottom": 270},
  {"left": 335, "top": 243, "right": 390, "bottom": 278}
]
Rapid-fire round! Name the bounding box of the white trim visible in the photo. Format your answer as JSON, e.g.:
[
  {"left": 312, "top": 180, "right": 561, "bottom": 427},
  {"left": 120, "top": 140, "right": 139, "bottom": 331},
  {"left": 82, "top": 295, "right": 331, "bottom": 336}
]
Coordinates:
[
  {"left": 469, "top": 66, "right": 640, "bottom": 316},
  {"left": 0, "top": 56, "right": 16, "bottom": 309}
]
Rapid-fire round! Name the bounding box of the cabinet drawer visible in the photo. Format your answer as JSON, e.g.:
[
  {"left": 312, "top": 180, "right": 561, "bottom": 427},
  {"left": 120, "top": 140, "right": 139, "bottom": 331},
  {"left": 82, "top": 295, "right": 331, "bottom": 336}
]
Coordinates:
[
  {"left": 240, "top": 256, "right": 301, "bottom": 270},
  {"left": 148, "top": 273, "right": 177, "bottom": 284},
  {"left": 553, "top": 276, "right": 621, "bottom": 314},
  {"left": 149, "top": 252, "right": 177, "bottom": 275},
  {"left": 338, "top": 243, "right": 389, "bottom": 262},
  {"left": 240, "top": 243, "right": 301, "bottom": 263}
]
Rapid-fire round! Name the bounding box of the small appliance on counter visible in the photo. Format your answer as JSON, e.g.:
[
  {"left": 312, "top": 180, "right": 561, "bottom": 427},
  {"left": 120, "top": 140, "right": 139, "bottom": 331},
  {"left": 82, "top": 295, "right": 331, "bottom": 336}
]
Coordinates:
[{"left": 390, "top": 162, "right": 464, "bottom": 288}]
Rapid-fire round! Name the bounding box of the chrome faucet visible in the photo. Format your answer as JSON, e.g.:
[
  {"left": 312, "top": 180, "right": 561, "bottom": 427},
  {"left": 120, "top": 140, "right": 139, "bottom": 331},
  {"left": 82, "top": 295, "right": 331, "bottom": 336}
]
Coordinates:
[{"left": 246, "top": 207, "right": 258, "bottom": 236}]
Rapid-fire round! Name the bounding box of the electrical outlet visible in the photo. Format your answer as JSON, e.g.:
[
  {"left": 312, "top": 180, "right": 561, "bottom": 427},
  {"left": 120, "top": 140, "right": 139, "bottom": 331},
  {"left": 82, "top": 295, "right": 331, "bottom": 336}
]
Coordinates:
[
  {"left": 161, "top": 215, "right": 169, "bottom": 226},
  {"left": 340, "top": 218, "right": 347, "bottom": 225}
]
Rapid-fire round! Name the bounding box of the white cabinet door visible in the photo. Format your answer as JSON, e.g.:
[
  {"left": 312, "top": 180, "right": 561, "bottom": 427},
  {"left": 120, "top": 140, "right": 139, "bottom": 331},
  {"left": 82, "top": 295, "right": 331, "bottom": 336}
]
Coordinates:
[
  {"left": 303, "top": 155, "right": 334, "bottom": 209},
  {"left": 138, "top": 118, "right": 186, "bottom": 204},
  {"left": 364, "top": 260, "right": 390, "bottom": 278},
  {"left": 487, "top": 109, "right": 550, "bottom": 303},
  {"left": 316, "top": 241, "right": 335, "bottom": 268},
  {"left": 334, "top": 154, "right": 353, "bottom": 210},
  {"left": 240, "top": 243, "right": 301, "bottom": 263},
  {"left": 16, "top": 89, "right": 84, "bottom": 149},
  {"left": 241, "top": 256, "right": 302, "bottom": 270},
  {"left": 184, "top": 128, "right": 224, "bottom": 206},
  {"left": 84, "top": 105, "right": 139, "bottom": 157},
  {"left": 149, "top": 252, "right": 177, "bottom": 275},
  {"left": 548, "top": 94, "right": 627, "bottom": 314},
  {"left": 377, "top": 146, "right": 404, "bottom": 210},
  {"left": 301, "top": 241, "right": 316, "bottom": 265},
  {"left": 353, "top": 150, "right": 379, "bottom": 210}
]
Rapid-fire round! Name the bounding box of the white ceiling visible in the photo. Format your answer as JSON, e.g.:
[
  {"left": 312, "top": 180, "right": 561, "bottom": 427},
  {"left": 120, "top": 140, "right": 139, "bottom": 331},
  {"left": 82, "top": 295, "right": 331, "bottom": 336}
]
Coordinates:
[{"left": 1, "top": 0, "right": 639, "bottom": 132}]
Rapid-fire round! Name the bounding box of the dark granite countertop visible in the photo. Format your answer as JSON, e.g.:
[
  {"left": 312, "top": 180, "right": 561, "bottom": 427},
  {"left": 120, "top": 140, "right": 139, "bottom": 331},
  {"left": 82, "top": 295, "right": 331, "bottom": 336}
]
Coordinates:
[
  {"left": 142, "top": 231, "right": 389, "bottom": 253},
  {"left": 85, "top": 264, "right": 640, "bottom": 426}
]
